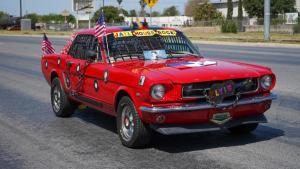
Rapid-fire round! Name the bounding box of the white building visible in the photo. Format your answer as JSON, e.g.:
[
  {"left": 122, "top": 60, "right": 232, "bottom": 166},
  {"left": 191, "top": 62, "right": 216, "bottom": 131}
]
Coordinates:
[
  {"left": 209, "top": 0, "right": 248, "bottom": 18},
  {"left": 296, "top": 0, "right": 300, "bottom": 12},
  {"left": 211, "top": 0, "right": 300, "bottom": 17},
  {"left": 124, "top": 16, "right": 193, "bottom": 28}
]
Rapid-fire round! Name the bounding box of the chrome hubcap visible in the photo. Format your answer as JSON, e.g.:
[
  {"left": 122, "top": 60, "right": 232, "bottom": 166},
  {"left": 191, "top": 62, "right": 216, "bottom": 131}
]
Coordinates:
[
  {"left": 121, "top": 106, "right": 134, "bottom": 141},
  {"left": 52, "top": 86, "right": 61, "bottom": 112}
]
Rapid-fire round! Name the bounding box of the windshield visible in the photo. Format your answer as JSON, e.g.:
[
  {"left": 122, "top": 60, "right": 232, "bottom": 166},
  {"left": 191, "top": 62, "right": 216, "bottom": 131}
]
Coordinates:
[{"left": 104, "top": 29, "right": 201, "bottom": 63}]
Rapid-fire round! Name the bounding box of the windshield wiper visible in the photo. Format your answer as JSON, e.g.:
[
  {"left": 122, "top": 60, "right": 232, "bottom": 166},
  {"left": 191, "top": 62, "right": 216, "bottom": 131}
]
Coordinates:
[{"left": 166, "top": 49, "right": 199, "bottom": 58}]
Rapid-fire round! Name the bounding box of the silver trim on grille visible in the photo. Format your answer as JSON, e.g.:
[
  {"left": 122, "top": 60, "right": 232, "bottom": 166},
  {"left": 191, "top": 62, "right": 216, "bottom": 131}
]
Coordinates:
[
  {"left": 182, "top": 78, "right": 259, "bottom": 99},
  {"left": 140, "top": 93, "right": 277, "bottom": 113}
]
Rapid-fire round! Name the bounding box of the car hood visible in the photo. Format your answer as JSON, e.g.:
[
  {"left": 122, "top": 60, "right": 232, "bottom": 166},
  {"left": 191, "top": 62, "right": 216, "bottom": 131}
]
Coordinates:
[{"left": 113, "top": 56, "right": 271, "bottom": 84}]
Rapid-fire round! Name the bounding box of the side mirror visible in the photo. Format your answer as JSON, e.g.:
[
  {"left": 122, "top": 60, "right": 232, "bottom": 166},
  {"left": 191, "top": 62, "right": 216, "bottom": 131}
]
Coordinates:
[{"left": 86, "top": 50, "right": 97, "bottom": 61}]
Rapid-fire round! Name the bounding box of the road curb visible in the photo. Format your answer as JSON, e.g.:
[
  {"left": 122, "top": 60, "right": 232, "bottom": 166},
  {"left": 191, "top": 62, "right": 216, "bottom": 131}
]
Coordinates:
[{"left": 0, "top": 34, "right": 69, "bottom": 38}]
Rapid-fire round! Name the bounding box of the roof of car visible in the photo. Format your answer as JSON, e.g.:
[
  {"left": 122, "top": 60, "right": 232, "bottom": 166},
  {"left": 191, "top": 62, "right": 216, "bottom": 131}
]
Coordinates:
[{"left": 76, "top": 26, "right": 178, "bottom": 35}]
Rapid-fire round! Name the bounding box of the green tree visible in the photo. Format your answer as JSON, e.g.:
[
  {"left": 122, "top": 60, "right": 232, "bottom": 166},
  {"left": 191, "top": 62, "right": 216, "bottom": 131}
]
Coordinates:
[
  {"left": 24, "top": 13, "right": 40, "bottom": 28},
  {"left": 227, "top": 0, "right": 233, "bottom": 20},
  {"left": 0, "top": 11, "right": 8, "bottom": 18},
  {"left": 67, "top": 15, "right": 76, "bottom": 24},
  {"left": 243, "top": 0, "right": 263, "bottom": 18},
  {"left": 93, "top": 6, "right": 124, "bottom": 23},
  {"left": 185, "top": 0, "right": 206, "bottom": 16},
  {"left": 272, "top": 0, "right": 296, "bottom": 15},
  {"left": 194, "top": 2, "right": 223, "bottom": 21},
  {"left": 162, "top": 6, "right": 180, "bottom": 16},
  {"left": 139, "top": 0, "right": 147, "bottom": 17},
  {"left": 152, "top": 11, "right": 161, "bottom": 17},
  {"left": 41, "top": 14, "right": 62, "bottom": 23},
  {"left": 238, "top": 0, "right": 243, "bottom": 31},
  {"left": 243, "top": 0, "right": 296, "bottom": 18},
  {"left": 129, "top": 10, "right": 137, "bottom": 17},
  {"left": 238, "top": 0, "right": 243, "bottom": 21},
  {"left": 39, "top": 14, "right": 75, "bottom": 24},
  {"left": 120, "top": 9, "right": 129, "bottom": 16}
]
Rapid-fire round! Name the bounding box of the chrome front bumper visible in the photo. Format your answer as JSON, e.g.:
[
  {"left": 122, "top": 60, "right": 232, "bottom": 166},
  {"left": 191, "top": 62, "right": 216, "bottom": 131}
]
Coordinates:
[{"left": 140, "top": 93, "right": 277, "bottom": 113}]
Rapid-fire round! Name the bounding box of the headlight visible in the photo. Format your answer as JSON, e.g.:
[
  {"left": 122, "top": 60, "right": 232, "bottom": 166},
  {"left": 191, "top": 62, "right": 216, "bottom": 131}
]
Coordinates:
[
  {"left": 151, "top": 84, "right": 165, "bottom": 100},
  {"left": 260, "top": 75, "right": 272, "bottom": 90}
]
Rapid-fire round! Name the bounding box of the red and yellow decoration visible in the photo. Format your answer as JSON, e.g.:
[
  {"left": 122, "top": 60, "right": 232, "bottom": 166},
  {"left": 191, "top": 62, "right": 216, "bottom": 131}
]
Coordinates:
[{"left": 113, "top": 29, "right": 177, "bottom": 38}]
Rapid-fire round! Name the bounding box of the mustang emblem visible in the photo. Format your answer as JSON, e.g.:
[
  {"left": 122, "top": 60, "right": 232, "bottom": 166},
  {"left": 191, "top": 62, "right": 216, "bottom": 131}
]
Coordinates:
[{"left": 208, "top": 80, "right": 235, "bottom": 105}]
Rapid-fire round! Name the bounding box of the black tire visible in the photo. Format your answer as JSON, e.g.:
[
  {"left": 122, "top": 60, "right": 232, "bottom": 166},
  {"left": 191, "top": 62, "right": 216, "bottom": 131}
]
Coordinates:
[
  {"left": 117, "top": 96, "right": 152, "bottom": 148},
  {"left": 51, "top": 77, "right": 76, "bottom": 117},
  {"left": 228, "top": 123, "right": 258, "bottom": 134}
]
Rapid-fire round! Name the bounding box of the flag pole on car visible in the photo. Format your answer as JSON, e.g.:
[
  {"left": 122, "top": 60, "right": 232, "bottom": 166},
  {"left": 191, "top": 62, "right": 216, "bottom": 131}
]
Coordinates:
[
  {"left": 95, "top": 9, "right": 110, "bottom": 62},
  {"left": 42, "top": 33, "right": 56, "bottom": 55}
]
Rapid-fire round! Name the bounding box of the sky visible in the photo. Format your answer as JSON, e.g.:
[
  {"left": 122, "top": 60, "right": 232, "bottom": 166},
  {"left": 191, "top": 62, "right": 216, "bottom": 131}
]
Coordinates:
[{"left": 0, "top": 0, "right": 190, "bottom": 17}]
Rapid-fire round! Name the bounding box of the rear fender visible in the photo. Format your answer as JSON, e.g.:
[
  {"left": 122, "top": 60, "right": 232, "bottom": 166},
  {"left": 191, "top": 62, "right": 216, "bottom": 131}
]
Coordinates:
[{"left": 50, "top": 68, "right": 71, "bottom": 93}]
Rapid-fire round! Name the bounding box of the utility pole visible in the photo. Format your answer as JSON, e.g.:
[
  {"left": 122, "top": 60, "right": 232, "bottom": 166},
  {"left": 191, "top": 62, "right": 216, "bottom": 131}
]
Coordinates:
[
  {"left": 20, "top": 0, "right": 22, "bottom": 18},
  {"left": 87, "top": 11, "right": 91, "bottom": 29},
  {"left": 264, "top": 0, "right": 270, "bottom": 41},
  {"left": 150, "top": 7, "right": 152, "bottom": 25},
  {"left": 76, "top": 2, "right": 79, "bottom": 29}
]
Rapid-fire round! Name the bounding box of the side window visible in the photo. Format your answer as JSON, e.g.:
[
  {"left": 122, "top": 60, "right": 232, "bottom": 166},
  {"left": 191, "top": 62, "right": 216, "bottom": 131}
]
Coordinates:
[
  {"left": 68, "top": 34, "right": 102, "bottom": 61},
  {"left": 68, "top": 36, "right": 79, "bottom": 58},
  {"left": 90, "top": 36, "right": 102, "bottom": 62}
]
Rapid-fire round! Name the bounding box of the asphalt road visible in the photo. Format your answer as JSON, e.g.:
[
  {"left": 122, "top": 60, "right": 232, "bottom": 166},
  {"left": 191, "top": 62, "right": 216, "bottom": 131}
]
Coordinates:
[{"left": 0, "top": 35, "right": 300, "bottom": 169}]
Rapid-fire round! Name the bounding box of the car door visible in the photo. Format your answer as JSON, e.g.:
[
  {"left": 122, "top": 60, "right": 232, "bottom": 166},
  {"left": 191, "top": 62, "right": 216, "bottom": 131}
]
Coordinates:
[
  {"left": 66, "top": 34, "right": 112, "bottom": 113},
  {"left": 70, "top": 34, "right": 110, "bottom": 113},
  {"left": 66, "top": 34, "right": 92, "bottom": 95},
  {"left": 80, "top": 35, "right": 105, "bottom": 98}
]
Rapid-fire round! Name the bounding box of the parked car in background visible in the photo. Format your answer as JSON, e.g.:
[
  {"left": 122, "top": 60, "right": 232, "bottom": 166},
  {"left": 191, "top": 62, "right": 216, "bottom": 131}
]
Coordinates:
[
  {"left": 0, "top": 16, "right": 20, "bottom": 29},
  {"left": 6, "top": 25, "right": 21, "bottom": 31}
]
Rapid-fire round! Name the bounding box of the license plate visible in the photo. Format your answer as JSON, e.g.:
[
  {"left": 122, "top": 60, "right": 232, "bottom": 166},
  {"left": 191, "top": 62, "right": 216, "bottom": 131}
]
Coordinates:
[{"left": 211, "top": 112, "right": 231, "bottom": 124}]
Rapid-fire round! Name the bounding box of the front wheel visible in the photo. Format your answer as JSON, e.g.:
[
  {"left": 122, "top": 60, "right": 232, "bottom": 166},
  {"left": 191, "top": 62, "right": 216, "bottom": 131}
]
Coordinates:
[
  {"left": 228, "top": 123, "right": 258, "bottom": 134},
  {"left": 117, "top": 96, "right": 151, "bottom": 148}
]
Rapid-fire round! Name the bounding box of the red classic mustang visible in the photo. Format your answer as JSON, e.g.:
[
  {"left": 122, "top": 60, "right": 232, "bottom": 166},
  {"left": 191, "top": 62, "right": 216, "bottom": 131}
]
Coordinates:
[{"left": 41, "top": 26, "right": 277, "bottom": 148}]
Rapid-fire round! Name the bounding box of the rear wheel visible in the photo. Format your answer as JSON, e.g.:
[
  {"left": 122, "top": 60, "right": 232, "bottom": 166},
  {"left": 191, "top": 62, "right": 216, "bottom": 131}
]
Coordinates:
[
  {"left": 51, "top": 77, "right": 76, "bottom": 117},
  {"left": 117, "top": 96, "right": 151, "bottom": 148},
  {"left": 228, "top": 123, "right": 258, "bottom": 134}
]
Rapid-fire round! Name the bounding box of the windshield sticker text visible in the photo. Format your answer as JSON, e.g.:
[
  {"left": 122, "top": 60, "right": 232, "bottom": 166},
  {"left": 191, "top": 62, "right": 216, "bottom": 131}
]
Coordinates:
[
  {"left": 156, "top": 30, "right": 177, "bottom": 36},
  {"left": 113, "top": 31, "right": 133, "bottom": 38},
  {"left": 113, "top": 30, "right": 177, "bottom": 38},
  {"left": 132, "top": 30, "right": 156, "bottom": 37}
]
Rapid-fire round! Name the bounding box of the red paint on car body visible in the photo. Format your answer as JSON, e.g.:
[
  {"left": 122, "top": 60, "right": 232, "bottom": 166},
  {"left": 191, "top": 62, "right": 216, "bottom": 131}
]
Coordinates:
[{"left": 41, "top": 27, "right": 276, "bottom": 126}]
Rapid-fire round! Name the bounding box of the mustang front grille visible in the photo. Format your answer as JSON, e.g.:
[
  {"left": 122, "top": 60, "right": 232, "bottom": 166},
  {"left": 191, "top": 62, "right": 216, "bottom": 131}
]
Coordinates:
[{"left": 182, "top": 78, "right": 259, "bottom": 98}]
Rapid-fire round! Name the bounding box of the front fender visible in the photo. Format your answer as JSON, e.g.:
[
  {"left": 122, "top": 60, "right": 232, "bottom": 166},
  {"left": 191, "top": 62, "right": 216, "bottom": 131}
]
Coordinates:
[{"left": 114, "top": 86, "right": 145, "bottom": 118}]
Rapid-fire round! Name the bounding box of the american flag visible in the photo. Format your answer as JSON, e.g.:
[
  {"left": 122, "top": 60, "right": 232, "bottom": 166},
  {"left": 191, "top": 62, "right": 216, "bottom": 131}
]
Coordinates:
[
  {"left": 42, "top": 33, "right": 55, "bottom": 55},
  {"left": 61, "top": 33, "right": 76, "bottom": 54},
  {"left": 95, "top": 12, "right": 106, "bottom": 38}
]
